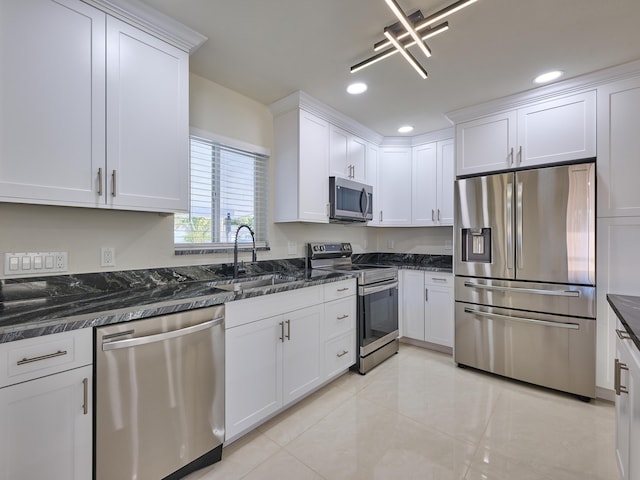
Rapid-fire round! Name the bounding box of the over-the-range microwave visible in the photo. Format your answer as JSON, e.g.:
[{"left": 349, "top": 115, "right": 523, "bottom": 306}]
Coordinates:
[{"left": 329, "top": 176, "right": 373, "bottom": 223}]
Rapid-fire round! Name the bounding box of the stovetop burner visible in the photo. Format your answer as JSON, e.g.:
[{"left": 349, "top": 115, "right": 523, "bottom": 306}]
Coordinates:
[{"left": 307, "top": 242, "right": 397, "bottom": 285}]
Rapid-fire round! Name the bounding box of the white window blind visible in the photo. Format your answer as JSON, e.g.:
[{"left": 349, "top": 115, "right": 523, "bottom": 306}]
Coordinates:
[{"left": 174, "top": 135, "right": 268, "bottom": 247}]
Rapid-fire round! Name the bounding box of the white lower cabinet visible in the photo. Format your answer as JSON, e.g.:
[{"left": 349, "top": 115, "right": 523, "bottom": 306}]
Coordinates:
[
  {"left": 400, "top": 270, "right": 454, "bottom": 348},
  {"left": 225, "top": 279, "right": 356, "bottom": 441},
  {"left": 0, "top": 329, "right": 93, "bottom": 480},
  {"left": 615, "top": 321, "right": 640, "bottom": 480}
]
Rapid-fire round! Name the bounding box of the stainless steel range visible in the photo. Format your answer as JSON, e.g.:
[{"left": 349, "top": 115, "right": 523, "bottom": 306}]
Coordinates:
[{"left": 308, "top": 242, "right": 399, "bottom": 374}]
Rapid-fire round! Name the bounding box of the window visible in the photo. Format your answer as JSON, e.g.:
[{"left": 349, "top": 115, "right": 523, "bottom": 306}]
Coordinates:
[{"left": 175, "top": 134, "right": 269, "bottom": 249}]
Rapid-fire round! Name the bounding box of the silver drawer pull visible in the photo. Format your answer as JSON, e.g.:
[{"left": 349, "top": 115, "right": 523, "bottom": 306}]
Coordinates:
[
  {"left": 337, "top": 350, "right": 349, "bottom": 358},
  {"left": 431, "top": 277, "right": 448, "bottom": 282},
  {"left": 463, "top": 281, "right": 580, "bottom": 297},
  {"left": 82, "top": 378, "right": 89, "bottom": 415},
  {"left": 337, "top": 287, "right": 349, "bottom": 292},
  {"left": 615, "top": 358, "right": 629, "bottom": 396},
  {"left": 616, "top": 329, "right": 632, "bottom": 340},
  {"left": 337, "top": 314, "right": 349, "bottom": 320},
  {"left": 17, "top": 349, "right": 68, "bottom": 365}
]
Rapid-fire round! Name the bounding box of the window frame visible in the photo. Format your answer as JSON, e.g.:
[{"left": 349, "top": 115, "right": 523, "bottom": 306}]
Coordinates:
[{"left": 174, "top": 128, "right": 270, "bottom": 254}]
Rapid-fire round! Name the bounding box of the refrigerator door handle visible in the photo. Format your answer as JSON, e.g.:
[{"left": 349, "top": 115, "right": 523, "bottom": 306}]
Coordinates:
[
  {"left": 516, "top": 181, "right": 524, "bottom": 269},
  {"left": 463, "top": 307, "right": 580, "bottom": 330},
  {"left": 463, "top": 281, "right": 581, "bottom": 297},
  {"left": 506, "top": 182, "right": 513, "bottom": 270}
]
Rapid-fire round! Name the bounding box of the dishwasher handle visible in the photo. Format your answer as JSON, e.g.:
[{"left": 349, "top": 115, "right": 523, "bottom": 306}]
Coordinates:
[{"left": 102, "top": 316, "right": 224, "bottom": 351}]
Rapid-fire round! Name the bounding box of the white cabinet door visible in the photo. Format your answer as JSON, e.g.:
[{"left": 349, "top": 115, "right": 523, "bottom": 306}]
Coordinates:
[
  {"left": 597, "top": 76, "right": 640, "bottom": 217},
  {"left": 329, "top": 125, "right": 349, "bottom": 179},
  {"left": 630, "top": 346, "right": 640, "bottom": 480},
  {"left": 596, "top": 217, "right": 640, "bottom": 391},
  {"left": 455, "top": 111, "right": 516, "bottom": 176},
  {"left": 401, "top": 270, "right": 426, "bottom": 341},
  {"left": 329, "top": 126, "right": 366, "bottom": 182},
  {"left": 0, "top": 0, "right": 106, "bottom": 207},
  {"left": 377, "top": 147, "right": 412, "bottom": 225},
  {"left": 437, "top": 139, "right": 455, "bottom": 225},
  {"left": 412, "top": 143, "right": 438, "bottom": 226},
  {"left": 0, "top": 365, "right": 92, "bottom": 480},
  {"left": 282, "top": 305, "right": 323, "bottom": 404},
  {"left": 425, "top": 274, "right": 454, "bottom": 348},
  {"left": 106, "top": 17, "right": 188, "bottom": 212},
  {"left": 517, "top": 91, "right": 596, "bottom": 169},
  {"left": 298, "top": 110, "right": 330, "bottom": 222},
  {"left": 225, "top": 316, "right": 282, "bottom": 440}
]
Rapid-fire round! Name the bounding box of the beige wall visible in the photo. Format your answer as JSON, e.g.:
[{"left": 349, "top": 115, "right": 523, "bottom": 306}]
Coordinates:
[{"left": 0, "top": 73, "right": 450, "bottom": 278}]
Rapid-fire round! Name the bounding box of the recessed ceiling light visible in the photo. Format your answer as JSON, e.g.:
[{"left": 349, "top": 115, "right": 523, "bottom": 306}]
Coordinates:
[
  {"left": 534, "top": 70, "right": 564, "bottom": 84},
  {"left": 398, "top": 125, "right": 414, "bottom": 133},
  {"left": 347, "top": 82, "right": 368, "bottom": 95}
]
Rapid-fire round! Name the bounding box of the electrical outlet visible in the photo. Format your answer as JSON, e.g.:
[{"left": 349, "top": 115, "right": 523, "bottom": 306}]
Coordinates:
[
  {"left": 101, "top": 247, "right": 115, "bottom": 267},
  {"left": 287, "top": 242, "right": 297, "bottom": 255},
  {"left": 444, "top": 239, "right": 453, "bottom": 250}
]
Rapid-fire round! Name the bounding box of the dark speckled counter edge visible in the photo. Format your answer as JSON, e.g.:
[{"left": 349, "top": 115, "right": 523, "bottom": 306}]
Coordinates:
[{"left": 607, "top": 294, "right": 640, "bottom": 352}]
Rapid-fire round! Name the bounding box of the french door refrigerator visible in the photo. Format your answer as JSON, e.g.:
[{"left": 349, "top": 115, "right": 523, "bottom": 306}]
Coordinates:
[{"left": 454, "top": 161, "right": 596, "bottom": 399}]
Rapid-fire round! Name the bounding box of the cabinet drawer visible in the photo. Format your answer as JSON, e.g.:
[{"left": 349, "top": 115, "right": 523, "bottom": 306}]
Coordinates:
[
  {"left": 424, "top": 273, "right": 452, "bottom": 287},
  {"left": 324, "top": 279, "right": 357, "bottom": 302},
  {"left": 325, "top": 332, "right": 355, "bottom": 379},
  {"left": 324, "top": 297, "right": 356, "bottom": 340},
  {"left": 0, "top": 329, "right": 93, "bottom": 388}
]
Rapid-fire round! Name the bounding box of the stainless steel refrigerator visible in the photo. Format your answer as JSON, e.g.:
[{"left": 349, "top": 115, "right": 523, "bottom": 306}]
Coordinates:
[{"left": 454, "top": 161, "right": 596, "bottom": 399}]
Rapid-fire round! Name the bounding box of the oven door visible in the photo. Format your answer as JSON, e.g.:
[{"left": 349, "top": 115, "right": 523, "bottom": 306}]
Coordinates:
[{"left": 358, "top": 280, "right": 399, "bottom": 356}]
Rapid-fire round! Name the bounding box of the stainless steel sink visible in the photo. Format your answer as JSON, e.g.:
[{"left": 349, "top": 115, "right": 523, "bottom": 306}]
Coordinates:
[{"left": 214, "top": 275, "right": 303, "bottom": 293}]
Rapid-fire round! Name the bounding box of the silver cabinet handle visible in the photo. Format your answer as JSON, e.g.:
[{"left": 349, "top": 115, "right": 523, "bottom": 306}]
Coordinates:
[
  {"left": 337, "top": 287, "right": 349, "bottom": 292},
  {"left": 82, "top": 378, "right": 89, "bottom": 415},
  {"left": 431, "top": 209, "right": 435, "bottom": 221},
  {"left": 102, "top": 317, "right": 224, "bottom": 351},
  {"left": 97, "top": 167, "right": 103, "bottom": 196},
  {"left": 437, "top": 209, "right": 441, "bottom": 221},
  {"left": 337, "top": 350, "right": 349, "bottom": 358},
  {"left": 615, "top": 358, "right": 629, "bottom": 395},
  {"left": 111, "top": 170, "right": 117, "bottom": 197},
  {"left": 326, "top": 203, "right": 330, "bottom": 217},
  {"left": 464, "top": 307, "right": 579, "bottom": 330},
  {"left": 425, "top": 288, "right": 429, "bottom": 302},
  {"left": 516, "top": 181, "right": 523, "bottom": 269},
  {"left": 337, "top": 314, "right": 349, "bottom": 320},
  {"left": 509, "top": 147, "right": 514, "bottom": 166},
  {"left": 463, "top": 281, "right": 580, "bottom": 297},
  {"left": 616, "top": 329, "right": 632, "bottom": 340},
  {"left": 379, "top": 210, "right": 383, "bottom": 222},
  {"left": 279, "top": 321, "right": 285, "bottom": 342},
  {"left": 285, "top": 319, "right": 291, "bottom": 340},
  {"left": 17, "top": 349, "right": 67, "bottom": 365},
  {"left": 431, "top": 277, "right": 448, "bottom": 283},
  {"left": 518, "top": 145, "right": 523, "bottom": 165}
]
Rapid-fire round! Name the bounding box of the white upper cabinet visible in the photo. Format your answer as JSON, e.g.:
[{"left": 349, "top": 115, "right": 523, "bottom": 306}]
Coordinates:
[
  {"left": 597, "top": 76, "right": 640, "bottom": 218},
  {"left": 106, "top": 17, "right": 188, "bottom": 212},
  {"left": 0, "top": 0, "right": 106, "bottom": 207},
  {"left": 0, "top": 0, "right": 196, "bottom": 213},
  {"left": 455, "top": 111, "right": 517, "bottom": 176},
  {"left": 455, "top": 91, "right": 596, "bottom": 176},
  {"left": 376, "top": 146, "right": 412, "bottom": 225},
  {"left": 412, "top": 139, "right": 454, "bottom": 226},
  {"left": 329, "top": 125, "right": 366, "bottom": 182},
  {"left": 273, "top": 108, "right": 330, "bottom": 223}
]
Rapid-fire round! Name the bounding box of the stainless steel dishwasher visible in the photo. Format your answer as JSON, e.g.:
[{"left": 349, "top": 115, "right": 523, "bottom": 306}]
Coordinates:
[{"left": 95, "top": 305, "right": 225, "bottom": 480}]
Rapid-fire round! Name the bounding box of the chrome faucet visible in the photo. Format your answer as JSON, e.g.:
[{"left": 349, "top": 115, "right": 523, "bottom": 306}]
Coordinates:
[{"left": 233, "top": 224, "right": 257, "bottom": 278}]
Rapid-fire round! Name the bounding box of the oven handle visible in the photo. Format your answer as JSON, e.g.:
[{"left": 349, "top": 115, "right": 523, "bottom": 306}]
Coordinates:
[{"left": 359, "top": 280, "right": 398, "bottom": 296}]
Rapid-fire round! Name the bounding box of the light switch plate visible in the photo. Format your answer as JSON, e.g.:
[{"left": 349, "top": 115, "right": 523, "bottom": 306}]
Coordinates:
[{"left": 4, "top": 252, "right": 67, "bottom": 275}]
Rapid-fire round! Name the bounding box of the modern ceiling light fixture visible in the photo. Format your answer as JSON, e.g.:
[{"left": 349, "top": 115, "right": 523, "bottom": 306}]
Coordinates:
[
  {"left": 351, "top": 0, "right": 478, "bottom": 78},
  {"left": 534, "top": 70, "right": 564, "bottom": 84},
  {"left": 398, "top": 125, "right": 414, "bottom": 133},
  {"left": 347, "top": 82, "right": 368, "bottom": 94}
]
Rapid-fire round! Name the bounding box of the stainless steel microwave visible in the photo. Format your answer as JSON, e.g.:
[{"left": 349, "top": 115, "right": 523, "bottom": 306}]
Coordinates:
[{"left": 329, "top": 176, "right": 373, "bottom": 222}]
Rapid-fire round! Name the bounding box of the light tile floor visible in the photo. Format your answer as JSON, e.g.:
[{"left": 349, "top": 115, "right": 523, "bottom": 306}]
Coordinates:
[{"left": 185, "top": 345, "right": 618, "bottom": 480}]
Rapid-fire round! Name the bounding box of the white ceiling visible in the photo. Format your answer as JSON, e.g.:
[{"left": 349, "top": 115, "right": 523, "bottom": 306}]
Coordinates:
[{"left": 140, "top": 0, "right": 640, "bottom": 137}]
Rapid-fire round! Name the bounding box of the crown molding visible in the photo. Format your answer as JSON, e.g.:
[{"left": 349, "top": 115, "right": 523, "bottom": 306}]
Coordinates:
[
  {"left": 83, "top": 0, "right": 207, "bottom": 54},
  {"left": 269, "top": 91, "right": 384, "bottom": 145},
  {"left": 446, "top": 58, "right": 640, "bottom": 124}
]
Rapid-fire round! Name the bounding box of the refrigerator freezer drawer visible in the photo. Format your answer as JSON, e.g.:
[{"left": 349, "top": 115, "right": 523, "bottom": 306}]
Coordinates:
[
  {"left": 455, "top": 302, "right": 595, "bottom": 398},
  {"left": 455, "top": 276, "right": 595, "bottom": 319}
]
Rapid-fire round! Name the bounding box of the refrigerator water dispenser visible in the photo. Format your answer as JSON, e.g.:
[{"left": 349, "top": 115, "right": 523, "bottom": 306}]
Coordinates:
[{"left": 461, "top": 228, "right": 491, "bottom": 263}]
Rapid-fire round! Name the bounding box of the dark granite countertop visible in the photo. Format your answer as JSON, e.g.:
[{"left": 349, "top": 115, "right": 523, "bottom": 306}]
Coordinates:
[
  {"left": 607, "top": 294, "right": 640, "bottom": 352},
  {"left": 0, "top": 252, "right": 451, "bottom": 343},
  {"left": 0, "top": 259, "right": 353, "bottom": 343}
]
